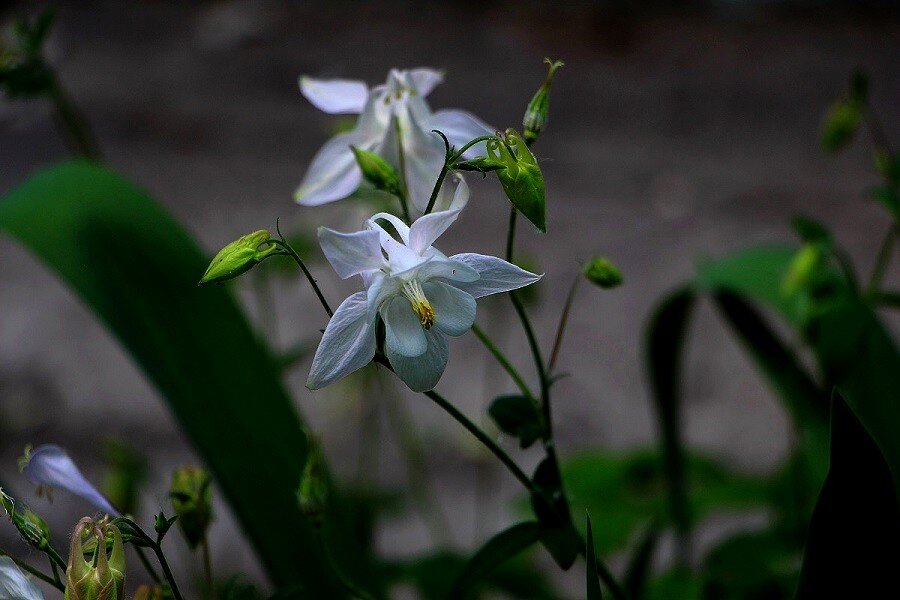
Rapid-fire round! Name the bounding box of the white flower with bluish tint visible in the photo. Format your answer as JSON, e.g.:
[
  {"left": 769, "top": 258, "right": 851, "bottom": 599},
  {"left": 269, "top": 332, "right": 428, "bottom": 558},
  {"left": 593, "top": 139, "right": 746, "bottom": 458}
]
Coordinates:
[
  {"left": 0, "top": 557, "right": 44, "bottom": 600},
  {"left": 295, "top": 68, "right": 493, "bottom": 209},
  {"left": 307, "top": 209, "right": 541, "bottom": 392},
  {"left": 20, "top": 445, "right": 119, "bottom": 516}
]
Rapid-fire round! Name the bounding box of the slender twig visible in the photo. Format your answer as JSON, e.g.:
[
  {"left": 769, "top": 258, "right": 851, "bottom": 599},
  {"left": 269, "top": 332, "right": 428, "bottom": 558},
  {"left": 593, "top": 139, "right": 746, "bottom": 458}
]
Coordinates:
[
  {"left": 0, "top": 548, "right": 64, "bottom": 591},
  {"left": 505, "top": 207, "right": 518, "bottom": 262},
  {"left": 393, "top": 119, "right": 413, "bottom": 223},
  {"left": 425, "top": 133, "right": 498, "bottom": 215},
  {"left": 270, "top": 228, "right": 333, "bottom": 317},
  {"left": 44, "top": 545, "right": 67, "bottom": 572},
  {"left": 471, "top": 323, "right": 536, "bottom": 400},
  {"left": 135, "top": 546, "right": 163, "bottom": 585},
  {"left": 548, "top": 273, "right": 581, "bottom": 373}
]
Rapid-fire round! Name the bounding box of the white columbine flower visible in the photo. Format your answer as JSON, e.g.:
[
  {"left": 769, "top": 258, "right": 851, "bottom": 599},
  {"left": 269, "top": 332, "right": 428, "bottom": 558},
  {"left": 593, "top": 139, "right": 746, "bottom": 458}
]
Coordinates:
[
  {"left": 307, "top": 209, "right": 541, "bottom": 392},
  {"left": 295, "top": 68, "right": 493, "bottom": 209},
  {"left": 0, "top": 557, "right": 44, "bottom": 600}
]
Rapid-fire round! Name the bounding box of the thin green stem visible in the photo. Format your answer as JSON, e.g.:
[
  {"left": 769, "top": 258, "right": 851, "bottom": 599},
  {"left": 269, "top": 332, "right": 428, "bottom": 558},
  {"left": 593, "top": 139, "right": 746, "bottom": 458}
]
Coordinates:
[
  {"left": 312, "top": 527, "right": 377, "bottom": 600},
  {"left": 48, "top": 75, "right": 103, "bottom": 161},
  {"left": 44, "top": 545, "right": 67, "bottom": 572},
  {"left": 153, "top": 544, "right": 185, "bottom": 600},
  {"left": 135, "top": 546, "right": 163, "bottom": 585},
  {"left": 425, "top": 134, "right": 498, "bottom": 215},
  {"left": 0, "top": 548, "right": 64, "bottom": 591},
  {"left": 270, "top": 236, "right": 333, "bottom": 317},
  {"left": 393, "top": 119, "right": 413, "bottom": 223},
  {"left": 471, "top": 323, "right": 536, "bottom": 400},
  {"left": 450, "top": 135, "right": 497, "bottom": 163},
  {"left": 510, "top": 294, "right": 550, "bottom": 428},
  {"left": 548, "top": 274, "right": 581, "bottom": 373},
  {"left": 423, "top": 163, "right": 449, "bottom": 215},
  {"left": 868, "top": 224, "right": 897, "bottom": 296},
  {"left": 505, "top": 207, "right": 518, "bottom": 262}
]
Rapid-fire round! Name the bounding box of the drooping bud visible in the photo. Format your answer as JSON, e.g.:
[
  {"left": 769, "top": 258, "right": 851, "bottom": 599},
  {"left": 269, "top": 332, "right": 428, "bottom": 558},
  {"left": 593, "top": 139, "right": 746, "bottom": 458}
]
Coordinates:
[
  {"left": 65, "top": 518, "right": 126, "bottom": 600},
  {"left": 582, "top": 257, "right": 623, "bottom": 289},
  {"left": 350, "top": 146, "right": 402, "bottom": 195},
  {"left": 523, "top": 58, "right": 564, "bottom": 145},
  {"left": 488, "top": 129, "right": 547, "bottom": 233},
  {"left": 296, "top": 437, "right": 328, "bottom": 525},
  {"left": 1, "top": 488, "right": 51, "bottom": 551},
  {"left": 169, "top": 467, "right": 213, "bottom": 549},
  {"left": 199, "top": 230, "right": 280, "bottom": 285}
]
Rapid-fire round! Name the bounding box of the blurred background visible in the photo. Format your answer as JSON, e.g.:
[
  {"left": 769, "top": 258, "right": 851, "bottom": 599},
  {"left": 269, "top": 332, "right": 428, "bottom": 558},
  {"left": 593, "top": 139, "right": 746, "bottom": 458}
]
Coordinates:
[{"left": 1, "top": 1, "right": 897, "bottom": 597}]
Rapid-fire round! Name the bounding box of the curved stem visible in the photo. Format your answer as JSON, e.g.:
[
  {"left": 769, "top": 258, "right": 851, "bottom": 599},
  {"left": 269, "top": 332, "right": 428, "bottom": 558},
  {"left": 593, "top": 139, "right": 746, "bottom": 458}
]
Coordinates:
[
  {"left": 450, "top": 135, "right": 497, "bottom": 163},
  {"left": 393, "top": 119, "right": 413, "bottom": 223},
  {"left": 44, "top": 546, "right": 67, "bottom": 572},
  {"left": 153, "top": 544, "right": 185, "bottom": 600},
  {"left": 135, "top": 546, "right": 162, "bottom": 585},
  {"left": 471, "top": 323, "right": 536, "bottom": 400},
  {"left": 270, "top": 237, "right": 333, "bottom": 317},
  {"left": 423, "top": 163, "right": 449, "bottom": 215},
  {"left": 0, "top": 549, "right": 64, "bottom": 591},
  {"left": 548, "top": 273, "right": 581, "bottom": 373}
]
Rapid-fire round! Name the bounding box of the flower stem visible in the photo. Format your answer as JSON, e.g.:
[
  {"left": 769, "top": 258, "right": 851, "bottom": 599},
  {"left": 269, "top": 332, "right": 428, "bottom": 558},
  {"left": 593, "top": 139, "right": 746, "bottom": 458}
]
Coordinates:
[
  {"left": 505, "top": 207, "right": 518, "bottom": 262},
  {"left": 424, "top": 134, "right": 499, "bottom": 215},
  {"left": 153, "top": 544, "right": 185, "bottom": 600},
  {"left": 423, "top": 163, "right": 449, "bottom": 215},
  {"left": 0, "top": 548, "right": 64, "bottom": 591},
  {"left": 48, "top": 75, "right": 103, "bottom": 161},
  {"left": 471, "top": 323, "right": 536, "bottom": 400},
  {"left": 135, "top": 546, "right": 163, "bottom": 585},
  {"left": 312, "top": 526, "right": 377, "bottom": 600},
  {"left": 867, "top": 223, "right": 897, "bottom": 297},
  {"left": 548, "top": 273, "right": 581, "bottom": 373},
  {"left": 393, "top": 119, "right": 413, "bottom": 224},
  {"left": 270, "top": 234, "right": 334, "bottom": 317}
]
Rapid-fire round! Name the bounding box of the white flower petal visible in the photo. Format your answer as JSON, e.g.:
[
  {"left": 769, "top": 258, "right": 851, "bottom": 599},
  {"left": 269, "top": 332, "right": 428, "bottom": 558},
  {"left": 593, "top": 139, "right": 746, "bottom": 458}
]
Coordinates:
[
  {"left": 417, "top": 258, "right": 480, "bottom": 283},
  {"left": 424, "top": 281, "right": 476, "bottom": 336},
  {"left": 430, "top": 172, "right": 470, "bottom": 213},
  {"left": 383, "top": 297, "right": 427, "bottom": 357},
  {"left": 299, "top": 76, "right": 368, "bottom": 114},
  {"left": 428, "top": 109, "right": 494, "bottom": 157},
  {"left": 318, "top": 227, "right": 383, "bottom": 279},
  {"left": 294, "top": 132, "right": 365, "bottom": 206},
  {"left": 399, "top": 105, "right": 446, "bottom": 211},
  {"left": 0, "top": 557, "right": 45, "bottom": 600},
  {"left": 364, "top": 271, "right": 400, "bottom": 319},
  {"left": 406, "top": 68, "right": 444, "bottom": 97},
  {"left": 409, "top": 209, "right": 460, "bottom": 254},
  {"left": 367, "top": 212, "right": 411, "bottom": 245},
  {"left": 448, "top": 253, "right": 542, "bottom": 298},
  {"left": 387, "top": 328, "right": 449, "bottom": 392},
  {"left": 22, "top": 445, "right": 118, "bottom": 515},
  {"left": 307, "top": 292, "right": 376, "bottom": 389}
]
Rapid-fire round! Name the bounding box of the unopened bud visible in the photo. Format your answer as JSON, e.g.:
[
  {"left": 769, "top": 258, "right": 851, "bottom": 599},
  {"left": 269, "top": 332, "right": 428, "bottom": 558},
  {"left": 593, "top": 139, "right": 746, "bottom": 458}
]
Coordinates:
[
  {"left": 582, "top": 257, "right": 623, "bottom": 289},
  {"left": 296, "top": 438, "right": 328, "bottom": 524},
  {"left": 199, "top": 230, "right": 279, "bottom": 285},
  {"left": 169, "top": 467, "right": 213, "bottom": 549},
  {"left": 1, "top": 488, "right": 51, "bottom": 551},
  {"left": 351, "top": 146, "right": 402, "bottom": 194},
  {"left": 488, "top": 130, "right": 547, "bottom": 232},
  {"left": 523, "top": 58, "right": 564, "bottom": 145},
  {"left": 65, "top": 518, "right": 126, "bottom": 600},
  {"left": 454, "top": 157, "right": 506, "bottom": 174},
  {"left": 783, "top": 244, "right": 824, "bottom": 296}
]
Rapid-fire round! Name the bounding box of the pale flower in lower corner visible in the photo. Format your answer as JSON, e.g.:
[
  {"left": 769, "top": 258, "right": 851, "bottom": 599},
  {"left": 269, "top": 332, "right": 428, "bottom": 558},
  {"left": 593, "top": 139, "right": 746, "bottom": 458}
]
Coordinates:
[
  {"left": 307, "top": 209, "right": 541, "bottom": 392},
  {"left": 0, "top": 557, "right": 44, "bottom": 600}
]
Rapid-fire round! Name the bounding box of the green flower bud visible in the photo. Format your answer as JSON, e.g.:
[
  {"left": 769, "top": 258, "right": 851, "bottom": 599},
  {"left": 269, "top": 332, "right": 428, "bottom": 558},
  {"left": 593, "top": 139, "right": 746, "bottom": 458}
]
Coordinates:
[
  {"left": 169, "top": 467, "right": 213, "bottom": 549},
  {"left": 296, "top": 438, "right": 328, "bottom": 524},
  {"left": 782, "top": 244, "right": 824, "bottom": 296},
  {"left": 582, "top": 257, "right": 623, "bottom": 289},
  {"left": 1, "top": 488, "right": 51, "bottom": 550},
  {"left": 821, "top": 100, "right": 860, "bottom": 154},
  {"left": 65, "top": 518, "right": 125, "bottom": 600},
  {"left": 488, "top": 130, "right": 547, "bottom": 233},
  {"left": 199, "top": 230, "right": 279, "bottom": 286},
  {"left": 350, "top": 146, "right": 402, "bottom": 194},
  {"left": 523, "top": 58, "right": 564, "bottom": 145}
]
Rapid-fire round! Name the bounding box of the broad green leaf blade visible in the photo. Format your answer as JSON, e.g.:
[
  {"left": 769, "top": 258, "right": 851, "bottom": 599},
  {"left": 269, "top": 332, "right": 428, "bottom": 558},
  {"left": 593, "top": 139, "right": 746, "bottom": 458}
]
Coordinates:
[
  {"left": 585, "top": 515, "right": 603, "bottom": 600},
  {"left": 645, "top": 288, "right": 696, "bottom": 561},
  {"left": 0, "top": 162, "right": 343, "bottom": 593},
  {"left": 448, "top": 521, "right": 543, "bottom": 599},
  {"left": 795, "top": 395, "right": 900, "bottom": 598}
]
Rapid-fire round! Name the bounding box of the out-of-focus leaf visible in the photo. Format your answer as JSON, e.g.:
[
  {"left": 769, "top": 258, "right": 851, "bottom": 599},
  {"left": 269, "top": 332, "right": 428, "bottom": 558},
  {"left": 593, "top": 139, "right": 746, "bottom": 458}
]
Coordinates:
[
  {"left": 795, "top": 395, "right": 900, "bottom": 598},
  {"left": 585, "top": 514, "right": 603, "bottom": 600},
  {"left": 448, "top": 521, "right": 542, "bottom": 599},
  {"left": 867, "top": 185, "right": 900, "bottom": 220},
  {"left": 559, "top": 450, "right": 771, "bottom": 555},
  {"left": 646, "top": 568, "right": 701, "bottom": 600},
  {"left": 624, "top": 522, "right": 659, "bottom": 600},
  {"left": 0, "top": 162, "right": 347, "bottom": 594},
  {"left": 531, "top": 458, "right": 579, "bottom": 570},
  {"left": 791, "top": 215, "right": 831, "bottom": 245},
  {"left": 820, "top": 100, "right": 861, "bottom": 153},
  {"left": 702, "top": 531, "right": 798, "bottom": 599},
  {"left": 489, "top": 395, "right": 543, "bottom": 449},
  {"left": 645, "top": 288, "right": 695, "bottom": 560}
]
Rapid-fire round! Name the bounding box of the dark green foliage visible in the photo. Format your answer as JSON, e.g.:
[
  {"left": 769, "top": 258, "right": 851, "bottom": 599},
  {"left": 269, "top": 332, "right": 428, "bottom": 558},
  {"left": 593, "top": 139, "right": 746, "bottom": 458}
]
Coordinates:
[{"left": 489, "top": 395, "right": 543, "bottom": 449}]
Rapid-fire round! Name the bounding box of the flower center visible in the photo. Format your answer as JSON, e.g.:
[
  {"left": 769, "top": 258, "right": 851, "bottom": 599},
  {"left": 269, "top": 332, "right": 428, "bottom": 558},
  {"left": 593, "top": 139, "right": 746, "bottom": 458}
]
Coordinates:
[{"left": 402, "top": 280, "right": 434, "bottom": 330}]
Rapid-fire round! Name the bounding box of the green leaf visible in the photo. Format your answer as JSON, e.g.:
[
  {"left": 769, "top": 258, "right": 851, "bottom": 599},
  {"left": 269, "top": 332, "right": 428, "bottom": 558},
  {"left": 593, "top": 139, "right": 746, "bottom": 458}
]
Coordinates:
[
  {"left": 645, "top": 288, "right": 695, "bottom": 558},
  {"left": 624, "top": 522, "right": 659, "bottom": 600},
  {"left": 0, "top": 162, "right": 346, "bottom": 594},
  {"left": 585, "top": 515, "right": 603, "bottom": 600},
  {"left": 703, "top": 531, "right": 798, "bottom": 599},
  {"left": 530, "top": 458, "right": 580, "bottom": 570},
  {"left": 488, "top": 395, "right": 543, "bottom": 449},
  {"left": 867, "top": 185, "right": 900, "bottom": 220},
  {"left": 820, "top": 100, "right": 861, "bottom": 153},
  {"left": 795, "top": 394, "right": 900, "bottom": 597},
  {"left": 448, "top": 522, "right": 543, "bottom": 599}
]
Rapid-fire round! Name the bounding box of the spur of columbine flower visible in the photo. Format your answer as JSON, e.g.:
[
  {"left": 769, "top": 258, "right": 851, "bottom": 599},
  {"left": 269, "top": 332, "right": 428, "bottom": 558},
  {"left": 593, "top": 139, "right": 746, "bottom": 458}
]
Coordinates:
[
  {"left": 307, "top": 209, "right": 541, "bottom": 392},
  {"left": 19, "top": 445, "right": 119, "bottom": 516},
  {"left": 295, "top": 68, "right": 492, "bottom": 208}
]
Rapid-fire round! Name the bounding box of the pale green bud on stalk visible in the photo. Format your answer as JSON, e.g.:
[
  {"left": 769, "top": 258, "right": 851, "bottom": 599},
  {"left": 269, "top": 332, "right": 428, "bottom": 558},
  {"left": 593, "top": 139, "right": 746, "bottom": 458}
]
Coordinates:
[
  {"left": 1, "top": 488, "right": 51, "bottom": 551},
  {"left": 169, "top": 467, "right": 213, "bottom": 549},
  {"left": 65, "top": 518, "right": 126, "bottom": 600},
  {"left": 350, "top": 145, "right": 403, "bottom": 195},
  {"left": 782, "top": 244, "right": 824, "bottom": 296},
  {"left": 582, "top": 257, "right": 623, "bottom": 289},
  {"left": 489, "top": 129, "right": 547, "bottom": 232},
  {"left": 523, "top": 58, "right": 564, "bottom": 145},
  {"left": 198, "top": 230, "right": 280, "bottom": 285},
  {"left": 296, "top": 438, "right": 328, "bottom": 525}
]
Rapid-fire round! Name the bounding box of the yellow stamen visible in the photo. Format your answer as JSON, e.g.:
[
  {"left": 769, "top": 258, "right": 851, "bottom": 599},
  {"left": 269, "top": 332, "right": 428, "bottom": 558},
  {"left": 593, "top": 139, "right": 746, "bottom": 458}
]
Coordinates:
[{"left": 402, "top": 280, "right": 435, "bottom": 330}]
